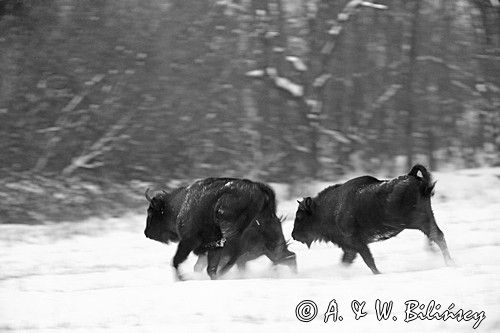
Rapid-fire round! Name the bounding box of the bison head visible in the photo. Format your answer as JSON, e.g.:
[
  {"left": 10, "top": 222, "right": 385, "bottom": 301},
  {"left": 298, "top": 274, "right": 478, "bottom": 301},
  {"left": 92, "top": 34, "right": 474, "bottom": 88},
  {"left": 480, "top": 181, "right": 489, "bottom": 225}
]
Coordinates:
[
  {"left": 144, "top": 188, "right": 179, "bottom": 244},
  {"left": 258, "top": 215, "right": 295, "bottom": 262},
  {"left": 292, "top": 197, "right": 316, "bottom": 248}
]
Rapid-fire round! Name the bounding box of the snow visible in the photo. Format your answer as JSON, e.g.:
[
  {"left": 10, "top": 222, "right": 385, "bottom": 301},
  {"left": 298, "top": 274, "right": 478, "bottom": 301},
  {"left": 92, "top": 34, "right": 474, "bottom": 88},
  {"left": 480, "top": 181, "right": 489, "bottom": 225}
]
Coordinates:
[
  {"left": 245, "top": 69, "right": 265, "bottom": 78},
  {"left": 313, "top": 73, "right": 332, "bottom": 88},
  {"left": 1, "top": 168, "right": 500, "bottom": 332},
  {"left": 274, "top": 77, "right": 304, "bottom": 97},
  {"left": 360, "top": 2, "right": 388, "bottom": 10},
  {"left": 285, "top": 56, "right": 308, "bottom": 72}
]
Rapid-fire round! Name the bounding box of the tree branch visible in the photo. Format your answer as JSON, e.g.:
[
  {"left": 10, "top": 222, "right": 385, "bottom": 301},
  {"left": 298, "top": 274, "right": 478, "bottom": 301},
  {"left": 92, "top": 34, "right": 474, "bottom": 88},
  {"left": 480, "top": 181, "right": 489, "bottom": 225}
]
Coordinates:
[{"left": 61, "top": 112, "right": 132, "bottom": 176}]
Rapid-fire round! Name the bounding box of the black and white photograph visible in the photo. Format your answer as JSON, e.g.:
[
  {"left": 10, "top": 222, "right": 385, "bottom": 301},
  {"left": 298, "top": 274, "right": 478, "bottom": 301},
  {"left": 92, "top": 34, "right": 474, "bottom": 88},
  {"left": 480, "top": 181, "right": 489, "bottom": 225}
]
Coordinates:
[{"left": 1, "top": 0, "right": 499, "bottom": 332}]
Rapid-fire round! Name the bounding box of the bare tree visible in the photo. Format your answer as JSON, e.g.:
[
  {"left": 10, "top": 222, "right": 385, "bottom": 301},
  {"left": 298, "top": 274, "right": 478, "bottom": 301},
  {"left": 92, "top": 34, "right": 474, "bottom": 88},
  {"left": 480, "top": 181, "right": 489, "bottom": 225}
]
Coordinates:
[{"left": 246, "top": 0, "right": 387, "bottom": 177}]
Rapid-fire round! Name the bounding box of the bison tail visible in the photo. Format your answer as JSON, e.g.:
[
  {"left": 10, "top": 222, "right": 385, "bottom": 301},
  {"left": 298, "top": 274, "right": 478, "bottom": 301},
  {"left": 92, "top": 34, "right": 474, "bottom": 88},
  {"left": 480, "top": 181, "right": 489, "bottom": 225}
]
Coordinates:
[{"left": 408, "top": 164, "right": 436, "bottom": 197}]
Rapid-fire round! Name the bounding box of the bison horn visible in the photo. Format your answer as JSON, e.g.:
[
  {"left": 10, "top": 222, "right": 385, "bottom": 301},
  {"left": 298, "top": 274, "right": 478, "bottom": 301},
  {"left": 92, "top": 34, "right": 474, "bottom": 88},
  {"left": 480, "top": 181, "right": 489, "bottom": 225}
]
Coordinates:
[{"left": 145, "top": 188, "right": 153, "bottom": 202}]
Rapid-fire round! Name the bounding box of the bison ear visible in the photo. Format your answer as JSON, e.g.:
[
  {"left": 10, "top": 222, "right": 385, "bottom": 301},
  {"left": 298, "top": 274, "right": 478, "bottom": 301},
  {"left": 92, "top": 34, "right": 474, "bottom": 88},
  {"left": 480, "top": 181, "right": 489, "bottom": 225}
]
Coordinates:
[
  {"left": 301, "top": 197, "right": 314, "bottom": 214},
  {"left": 145, "top": 188, "right": 153, "bottom": 202}
]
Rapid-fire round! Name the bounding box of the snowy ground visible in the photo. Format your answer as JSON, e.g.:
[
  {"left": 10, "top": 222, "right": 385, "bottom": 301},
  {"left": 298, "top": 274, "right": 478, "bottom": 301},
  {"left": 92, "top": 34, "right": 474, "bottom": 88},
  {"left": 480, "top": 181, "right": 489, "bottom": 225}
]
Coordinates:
[{"left": 1, "top": 168, "right": 500, "bottom": 332}]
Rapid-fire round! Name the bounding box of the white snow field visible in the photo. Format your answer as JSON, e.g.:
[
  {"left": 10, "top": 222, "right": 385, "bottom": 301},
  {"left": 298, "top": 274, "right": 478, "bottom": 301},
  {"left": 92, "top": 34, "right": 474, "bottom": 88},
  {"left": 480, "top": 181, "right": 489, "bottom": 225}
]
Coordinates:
[{"left": 1, "top": 168, "right": 500, "bottom": 332}]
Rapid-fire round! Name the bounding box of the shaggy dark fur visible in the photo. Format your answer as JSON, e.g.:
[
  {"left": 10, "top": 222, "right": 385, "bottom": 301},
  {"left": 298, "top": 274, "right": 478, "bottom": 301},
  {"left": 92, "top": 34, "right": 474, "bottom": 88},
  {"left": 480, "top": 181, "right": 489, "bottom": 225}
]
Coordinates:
[
  {"left": 292, "top": 165, "right": 454, "bottom": 274},
  {"left": 145, "top": 178, "right": 295, "bottom": 280}
]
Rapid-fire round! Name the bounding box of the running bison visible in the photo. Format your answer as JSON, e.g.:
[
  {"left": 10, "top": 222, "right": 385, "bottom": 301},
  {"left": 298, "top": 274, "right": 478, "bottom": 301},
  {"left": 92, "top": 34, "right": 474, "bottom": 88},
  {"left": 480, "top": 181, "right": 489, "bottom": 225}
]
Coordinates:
[
  {"left": 292, "top": 165, "right": 454, "bottom": 274},
  {"left": 193, "top": 217, "right": 296, "bottom": 274},
  {"left": 144, "top": 178, "right": 296, "bottom": 280}
]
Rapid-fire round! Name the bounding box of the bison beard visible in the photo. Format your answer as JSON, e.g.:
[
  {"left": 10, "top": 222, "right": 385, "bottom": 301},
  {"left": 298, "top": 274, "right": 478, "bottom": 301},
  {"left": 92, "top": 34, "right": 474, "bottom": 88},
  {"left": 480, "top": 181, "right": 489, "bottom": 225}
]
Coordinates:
[
  {"left": 144, "top": 178, "right": 295, "bottom": 280},
  {"left": 292, "top": 164, "right": 454, "bottom": 274}
]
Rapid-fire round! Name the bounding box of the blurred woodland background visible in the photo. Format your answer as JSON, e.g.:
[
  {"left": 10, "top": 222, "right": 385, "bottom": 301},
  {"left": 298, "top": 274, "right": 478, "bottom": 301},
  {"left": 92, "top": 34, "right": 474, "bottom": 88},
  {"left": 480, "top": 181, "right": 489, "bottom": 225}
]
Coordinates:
[{"left": 0, "top": 0, "right": 499, "bottom": 224}]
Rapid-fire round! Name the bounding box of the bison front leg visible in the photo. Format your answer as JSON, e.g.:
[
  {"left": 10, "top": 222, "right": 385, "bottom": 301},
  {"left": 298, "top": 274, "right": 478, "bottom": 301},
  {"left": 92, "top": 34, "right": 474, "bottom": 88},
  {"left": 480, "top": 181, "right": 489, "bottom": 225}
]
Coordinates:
[
  {"left": 206, "top": 248, "right": 223, "bottom": 280},
  {"left": 214, "top": 208, "right": 250, "bottom": 277},
  {"left": 217, "top": 236, "right": 242, "bottom": 277},
  {"left": 172, "top": 238, "right": 198, "bottom": 281},
  {"left": 352, "top": 242, "right": 381, "bottom": 274}
]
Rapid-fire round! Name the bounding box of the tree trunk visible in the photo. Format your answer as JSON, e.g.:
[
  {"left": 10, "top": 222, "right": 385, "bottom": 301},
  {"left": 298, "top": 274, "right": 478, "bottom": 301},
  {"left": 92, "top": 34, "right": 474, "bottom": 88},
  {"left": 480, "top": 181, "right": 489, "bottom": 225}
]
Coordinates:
[{"left": 404, "top": 0, "right": 421, "bottom": 170}]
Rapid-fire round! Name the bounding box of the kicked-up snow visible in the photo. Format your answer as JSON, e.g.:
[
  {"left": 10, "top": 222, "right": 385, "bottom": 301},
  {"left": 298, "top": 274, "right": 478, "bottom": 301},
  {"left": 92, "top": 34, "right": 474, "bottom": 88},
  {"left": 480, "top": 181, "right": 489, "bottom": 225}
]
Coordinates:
[{"left": 1, "top": 168, "right": 500, "bottom": 332}]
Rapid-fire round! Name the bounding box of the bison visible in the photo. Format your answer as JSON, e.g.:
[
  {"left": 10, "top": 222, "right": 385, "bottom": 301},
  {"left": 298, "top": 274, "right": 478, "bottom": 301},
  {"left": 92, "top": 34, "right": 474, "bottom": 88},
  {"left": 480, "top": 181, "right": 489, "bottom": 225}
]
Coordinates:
[
  {"left": 145, "top": 178, "right": 296, "bottom": 280},
  {"left": 292, "top": 164, "right": 454, "bottom": 274},
  {"left": 193, "top": 217, "right": 297, "bottom": 273}
]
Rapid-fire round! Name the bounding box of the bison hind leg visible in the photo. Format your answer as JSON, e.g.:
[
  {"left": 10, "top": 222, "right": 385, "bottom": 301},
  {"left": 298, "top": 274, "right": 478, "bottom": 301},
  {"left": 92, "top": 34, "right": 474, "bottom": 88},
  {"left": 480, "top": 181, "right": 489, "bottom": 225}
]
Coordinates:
[
  {"left": 341, "top": 248, "right": 357, "bottom": 265},
  {"left": 425, "top": 238, "right": 439, "bottom": 253},
  {"left": 420, "top": 221, "right": 455, "bottom": 266},
  {"left": 236, "top": 260, "right": 247, "bottom": 271}
]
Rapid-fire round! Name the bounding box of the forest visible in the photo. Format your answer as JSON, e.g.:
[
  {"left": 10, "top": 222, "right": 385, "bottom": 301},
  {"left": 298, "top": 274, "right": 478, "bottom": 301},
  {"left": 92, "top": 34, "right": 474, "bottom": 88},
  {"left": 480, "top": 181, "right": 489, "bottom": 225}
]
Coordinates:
[{"left": 0, "top": 0, "right": 498, "bottom": 224}]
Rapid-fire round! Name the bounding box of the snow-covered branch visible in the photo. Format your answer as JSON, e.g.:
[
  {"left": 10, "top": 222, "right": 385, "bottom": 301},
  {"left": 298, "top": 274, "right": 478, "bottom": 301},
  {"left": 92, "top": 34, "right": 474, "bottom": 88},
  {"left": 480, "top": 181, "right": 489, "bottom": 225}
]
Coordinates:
[
  {"left": 246, "top": 67, "right": 304, "bottom": 98},
  {"left": 360, "top": 2, "right": 388, "bottom": 10},
  {"left": 370, "top": 84, "right": 402, "bottom": 110},
  {"left": 416, "top": 55, "right": 475, "bottom": 78},
  {"left": 244, "top": 0, "right": 390, "bottom": 155},
  {"left": 32, "top": 94, "right": 86, "bottom": 172},
  {"left": 285, "top": 56, "right": 307, "bottom": 71},
  {"left": 316, "top": 126, "right": 351, "bottom": 144},
  {"left": 474, "top": 54, "right": 500, "bottom": 61},
  {"left": 274, "top": 77, "right": 304, "bottom": 97},
  {"left": 245, "top": 69, "right": 265, "bottom": 78},
  {"left": 313, "top": 74, "right": 332, "bottom": 88},
  {"left": 62, "top": 113, "right": 133, "bottom": 175},
  {"left": 62, "top": 95, "right": 84, "bottom": 113}
]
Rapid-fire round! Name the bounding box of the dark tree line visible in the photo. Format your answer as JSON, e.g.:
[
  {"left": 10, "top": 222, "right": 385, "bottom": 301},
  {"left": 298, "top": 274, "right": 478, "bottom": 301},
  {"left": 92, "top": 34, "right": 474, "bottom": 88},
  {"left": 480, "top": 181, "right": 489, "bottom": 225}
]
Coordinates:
[{"left": 0, "top": 0, "right": 498, "bottom": 223}]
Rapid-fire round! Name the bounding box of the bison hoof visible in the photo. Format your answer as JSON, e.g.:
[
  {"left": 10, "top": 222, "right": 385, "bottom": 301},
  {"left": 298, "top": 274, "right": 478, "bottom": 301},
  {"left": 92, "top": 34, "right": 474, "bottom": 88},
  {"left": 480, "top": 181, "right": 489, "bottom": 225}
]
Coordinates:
[
  {"left": 174, "top": 270, "right": 186, "bottom": 281},
  {"left": 282, "top": 259, "right": 298, "bottom": 273},
  {"left": 341, "top": 261, "right": 353, "bottom": 267},
  {"left": 445, "top": 258, "right": 456, "bottom": 266}
]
